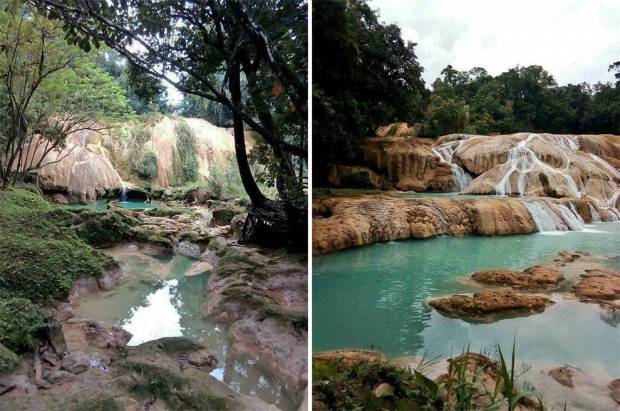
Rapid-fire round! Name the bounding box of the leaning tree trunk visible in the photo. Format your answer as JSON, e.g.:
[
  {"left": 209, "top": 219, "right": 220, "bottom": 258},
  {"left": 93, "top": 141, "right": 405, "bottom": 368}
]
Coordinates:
[{"left": 228, "top": 61, "right": 306, "bottom": 249}]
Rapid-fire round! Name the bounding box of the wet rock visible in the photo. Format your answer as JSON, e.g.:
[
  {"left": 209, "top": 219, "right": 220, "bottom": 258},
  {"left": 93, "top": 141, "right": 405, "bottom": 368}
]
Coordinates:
[
  {"left": 174, "top": 240, "right": 201, "bottom": 259},
  {"left": 573, "top": 269, "right": 620, "bottom": 310},
  {"left": 212, "top": 202, "right": 245, "bottom": 226},
  {"left": 185, "top": 260, "right": 213, "bottom": 277},
  {"left": 53, "top": 302, "right": 74, "bottom": 321},
  {"left": 44, "top": 370, "right": 77, "bottom": 384},
  {"left": 471, "top": 265, "right": 564, "bottom": 290},
  {"left": 96, "top": 266, "right": 126, "bottom": 291},
  {"left": 61, "top": 351, "right": 90, "bottom": 374},
  {"left": 548, "top": 366, "right": 575, "bottom": 387},
  {"left": 230, "top": 213, "right": 247, "bottom": 237},
  {"left": 83, "top": 321, "right": 132, "bottom": 349},
  {"left": 428, "top": 289, "right": 553, "bottom": 322},
  {"left": 187, "top": 349, "right": 218, "bottom": 369},
  {"left": 609, "top": 379, "right": 620, "bottom": 405},
  {"left": 47, "top": 326, "right": 68, "bottom": 357}
]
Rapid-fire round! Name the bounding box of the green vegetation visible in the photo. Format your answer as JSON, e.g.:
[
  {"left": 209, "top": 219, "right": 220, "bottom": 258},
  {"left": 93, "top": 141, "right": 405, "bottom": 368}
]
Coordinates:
[
  {"left": 0, "top": 342, "right": 20, "bottom": 373},
  {"left": 61, "top": 208, "right": 138, "bottom": 247},
  {"left": 173, "top": 121, "right": 199, "bottom": 185},
  {"left": 313, "top": 0, "right": 428, "bottom": 183},
  {"left": 65, "top": 396, "right": 123, "bottom": 411},
  {"left": 0, "top": 3, "right": 131, "bottom": 186},
  {"left": 0, "top": 297, "right": 57, "bottom": 352},
  {"left": 136, "top": 151, "right": 159, "bottom": 183},
  {"left": 0, "top": 188, "right": 114, "bottom": 304}
]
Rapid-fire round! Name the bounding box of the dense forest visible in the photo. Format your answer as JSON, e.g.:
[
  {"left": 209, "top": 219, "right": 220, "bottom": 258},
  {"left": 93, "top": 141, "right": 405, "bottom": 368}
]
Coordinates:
[{"left": 313, "top": 0, "right": 620, "bottom": 183}]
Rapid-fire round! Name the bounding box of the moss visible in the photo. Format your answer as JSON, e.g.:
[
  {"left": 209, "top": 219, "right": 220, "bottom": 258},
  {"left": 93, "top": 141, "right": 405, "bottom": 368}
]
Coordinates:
[
  {"left": 0, "top": 342, "right": 19, "bottom": 373},
  {"left": 179, "top": 231, "right": 210, "bottom": 243},
  {"left": 143, "top": 206, "right": 192, "bottom": 218},
  {"left": 64, "top": 395, "right": 123, "bottom": 411},
  {"left": 175, "top": 391, "right": 229, "bottom": 410},
  {"left": 69, "top": 209, "right": 138, "bottom": 246},
  {"left": 120, "top": 361, "right": 186, "bottom": 405},
  {"left": 212, "top": 203, "right": 245, "bottom": 226},
  {"left": 0, "top": 188, "right": 113, "bottom": 304},
  {"left": 0, "top": 297, "right": 57, "bottom": 352},
  {"left": 129, "top": 226, "right": 173, "bottom": 249},
  {"left": 155, "top": 336, "right": 202, "bottom": 353}
]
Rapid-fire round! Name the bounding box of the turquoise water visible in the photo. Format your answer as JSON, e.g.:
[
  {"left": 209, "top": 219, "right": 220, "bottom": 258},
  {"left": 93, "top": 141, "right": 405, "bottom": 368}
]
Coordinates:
[
  {"left": 313, "top": 222, "right": 620, "bottom": 375},
  {"left": 65, "top": 201, "right": 157, "bottom": 210},
  {"left": 75, "top": 244, "right": 296, "bottom": 410}
]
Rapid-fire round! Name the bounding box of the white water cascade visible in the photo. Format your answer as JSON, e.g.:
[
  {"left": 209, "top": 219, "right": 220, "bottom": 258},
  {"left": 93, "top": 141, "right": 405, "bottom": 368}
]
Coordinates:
[
  {"left": 556, "top": 204, "right": 584, "bottom": 231},
  {"left": 431, "top": 140, "right": 472, "bottom": 192},
  {"left": 120, "top": 184, "right": 128, "bottom": 202},
  {"left": 521, "top": 200, "right": 568, "bottom": 232},
  {"left": 588, "top": 204, "right": 601, "bottom": 222},
  {"left": 495, "top": 134, "right": 581, "bottom": 197}
]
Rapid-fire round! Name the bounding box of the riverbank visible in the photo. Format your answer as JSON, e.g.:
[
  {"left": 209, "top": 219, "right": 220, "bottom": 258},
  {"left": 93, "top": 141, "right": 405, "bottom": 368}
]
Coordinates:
[{"left": 0, "top": 186, "right": 307, "bottom": 410}]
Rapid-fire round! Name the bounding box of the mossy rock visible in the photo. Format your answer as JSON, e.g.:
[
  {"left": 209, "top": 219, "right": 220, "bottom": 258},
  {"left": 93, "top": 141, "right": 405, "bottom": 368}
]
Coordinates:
[
  {"left": 58, "top": 209, "right": 138, "bottom": 247},
  {"left": 0, "top": 297, "right": 57, "bottom": 352},
  {"left": 0, "top": 342, "right": 19, "bottom": 373},
  {"left": 212, "top": 203, "right": 245, "bottom": 226},
  {"left": 0, "top": 188, "right": 113, "bottom": 303},
  {"left": 64, "top": 395, "right": 123, "bottom": 411},
  {"left": 154, "top": 336, "right": 202, "bottom": 353},
  {"left": 120, "top": 361, "right": 187, "bottom": 405},
  {"left": 143, "top": 206, "right": 192, "bottom": 218},
  {"left": 129, "top": 226, "right": 173, "bottom": 250}
]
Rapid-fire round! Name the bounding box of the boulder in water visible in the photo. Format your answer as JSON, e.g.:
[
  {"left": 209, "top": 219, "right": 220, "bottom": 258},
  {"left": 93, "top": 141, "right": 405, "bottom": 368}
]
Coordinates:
[
  {"left": 471, "top": 265, "right": 564, "bottom": 290},
  {"left": 573, "top": 269, "right": 620, "bottom": 310},
  {"left": 428, "top": 289, "right": 553, "bottom": 322}
]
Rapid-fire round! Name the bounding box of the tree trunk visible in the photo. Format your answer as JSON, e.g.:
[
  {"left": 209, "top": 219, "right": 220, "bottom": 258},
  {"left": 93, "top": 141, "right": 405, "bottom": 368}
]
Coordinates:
[{"left": 228, "top": 60, "right": 268, "bottom": 209}]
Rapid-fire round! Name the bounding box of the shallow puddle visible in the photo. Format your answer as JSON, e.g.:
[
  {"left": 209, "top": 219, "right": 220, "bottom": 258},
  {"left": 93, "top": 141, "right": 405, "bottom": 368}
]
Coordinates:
[{"left": 74, "top": 243, "right": 296, "bottom": 410}]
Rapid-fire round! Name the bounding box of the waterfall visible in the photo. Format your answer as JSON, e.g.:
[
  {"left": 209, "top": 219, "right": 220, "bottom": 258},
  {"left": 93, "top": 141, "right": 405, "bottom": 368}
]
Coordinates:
[
  {"left": 431, "top": 140, "right": 472, "bottom": 192},
  {"left": 588, "top": 204, "right": 601, "bottom": 222},
  {"left": 568, "top": 203, "right": 585, "bottom": 225},
  {"left": 521, "top": 199, "right": 568, "bottom": 232},
  {"left": 120, "top": 184, "right": 128, "bottom": 202},
  {"left": 494, "top": 134, "right": 581, "bottom": 197},
  {"left": 556, "top": 204, "right": 584, "bottom": 231}
]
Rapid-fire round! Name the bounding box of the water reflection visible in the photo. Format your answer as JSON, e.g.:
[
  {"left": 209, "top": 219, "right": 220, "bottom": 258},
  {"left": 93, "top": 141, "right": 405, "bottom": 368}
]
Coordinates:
[{"left": 74, "top": 244, "right": 296, "bottom": 410}]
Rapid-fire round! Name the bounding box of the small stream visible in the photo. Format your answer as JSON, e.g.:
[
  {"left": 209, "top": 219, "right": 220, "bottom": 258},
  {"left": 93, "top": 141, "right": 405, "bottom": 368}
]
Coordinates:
[{"left": 73, "top": 244, "right": 296, "bottom": 411}]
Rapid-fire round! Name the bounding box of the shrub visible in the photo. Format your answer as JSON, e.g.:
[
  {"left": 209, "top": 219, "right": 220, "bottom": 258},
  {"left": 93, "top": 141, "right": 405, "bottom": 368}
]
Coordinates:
[
  {"left": 136, "top": 151, "right": 158, "bottom": 182},
  {"left": 0, "top": 297, "right": 57, "bottom": 352},
  {"left": 0, "top": 342, "right": 19, "bottom": 373},
  {"left": 174, "top": 120, "right": 199, "bottom": 184}
]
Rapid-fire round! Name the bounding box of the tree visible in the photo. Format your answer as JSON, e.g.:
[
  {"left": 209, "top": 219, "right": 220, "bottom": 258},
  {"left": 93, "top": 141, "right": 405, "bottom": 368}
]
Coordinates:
[
  {"left": 422, "top": 95, "right": 469, "bottom": 136},
  {"left": 312, "top": 0, "right": 428, "bottom": 183},
  {"left": 0, "top": 3, "right": 130, "bottom": 186},
  {"left": 177, "top": 93, "right": 233, "bottom": 127},
  {"left": 30, "top": 0, "right": 308, "bottom": 246}
]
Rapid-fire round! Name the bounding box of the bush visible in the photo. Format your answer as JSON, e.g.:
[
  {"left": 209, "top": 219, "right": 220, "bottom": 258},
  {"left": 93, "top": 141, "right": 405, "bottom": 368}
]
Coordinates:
[
  {"left": 0, "top": 342, "right": 19, "bottom": 373},
  {"left": 136, "top": 151, "right": 158, "bottom": 182},
  {"left": 0, "top": 297, "right": 56, "bottom": 352},
  {"left": 174, "top": 120, "right": 199, "bottom": 184}
]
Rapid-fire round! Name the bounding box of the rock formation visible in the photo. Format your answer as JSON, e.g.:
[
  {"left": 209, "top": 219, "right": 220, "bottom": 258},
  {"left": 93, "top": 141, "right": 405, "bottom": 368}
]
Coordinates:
[
  {"left": 573, "top": 268, "right": 620, "bottom": 310},
  {"left": 471, "top": 265, "right": 565, "bottom": 290},
  {"left": 428, "top": 289, "right": 553, "bottom": 322},
  {"left": 312, "top": 194, "right": 612, "bottom": 254}
]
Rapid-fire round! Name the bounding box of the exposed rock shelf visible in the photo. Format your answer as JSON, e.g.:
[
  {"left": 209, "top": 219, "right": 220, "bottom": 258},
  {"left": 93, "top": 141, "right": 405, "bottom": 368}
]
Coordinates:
[{"left": 312, "top": 195, "right": 612, "bottom": 255}]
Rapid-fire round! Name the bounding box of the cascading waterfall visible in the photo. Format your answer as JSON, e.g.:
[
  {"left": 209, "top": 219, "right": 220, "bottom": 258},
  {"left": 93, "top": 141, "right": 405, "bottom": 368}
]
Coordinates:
[
  {"left": 588, "top": 204, "right": 601, "bottom": 222},
  {"left": 495, "top": 134, "right": 581, "bottom": 197},
  {"left": 431, "top": 140, "right": 472, "bottom": 192},
  {"left": 568, "top": 203, "right": 585, "bottom": 225},
  {"left": 521, "top": 199, "right": 568, "bottom": 232},
  {"left": 556, "top": 204, "right": 584, "bottom": 231}
]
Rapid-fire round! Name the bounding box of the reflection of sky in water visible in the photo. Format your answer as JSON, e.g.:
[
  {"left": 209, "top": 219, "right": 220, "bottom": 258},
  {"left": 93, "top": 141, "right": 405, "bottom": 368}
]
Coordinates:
[
  {"left": 123, "top": 280, "right": 183, "bottom": 346},
  {"left": 74, "top": 245, "right": 297, "bottom": 410}
]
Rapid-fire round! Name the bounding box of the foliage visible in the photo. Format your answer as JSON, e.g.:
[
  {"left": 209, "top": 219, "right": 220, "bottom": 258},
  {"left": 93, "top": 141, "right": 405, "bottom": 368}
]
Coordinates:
[
  {"left": 313, "top": 0, "right": 428, "bottom": 183},
  {"left": 0, "top": 3, "right": 132, "bottom": 186},
  {"left": 33, "top": 0, "right": 308, "bottom": 223},
  {"left": 0, "top": 341, "right": 20, "bottom": 373},
  {"left": 421, "top": 95, "right": 470, "bottom": 136},
  {"left": 61, "top": 208, "right": 138, "bottom": 246},
  {"left": 0, "top": 188, "right": 113, "bottom": 304},
  {"left": 135, "top": 151, "right": 158, "bottom": 182},
  {"left": 312, "top": 356, "right": 441, "bottom": 410},
  {"left": 173, "top": 121, "right": 199, "bottom": 185},
  {"left": 177, "top": 92, "right": 232, "bottom": 127},
  {"left": 0, "top": 297, "right": 56, "bottom": 352},
  {"left": 426, "top": 64, "right": 620, "bottom": 136}
]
